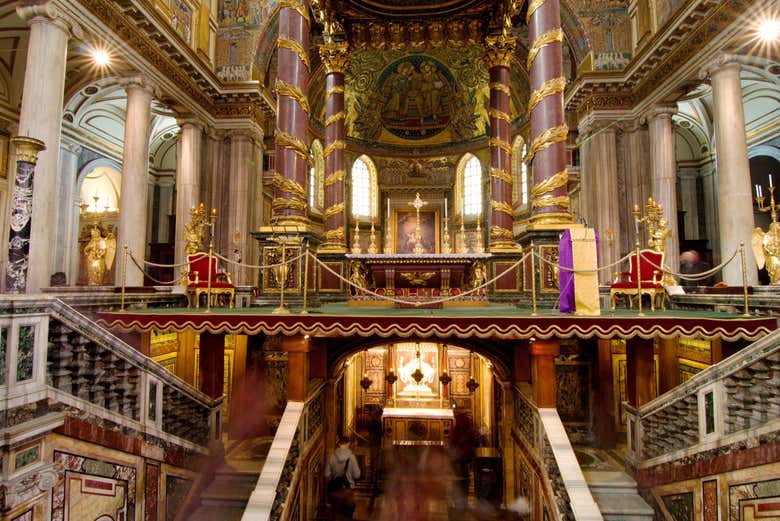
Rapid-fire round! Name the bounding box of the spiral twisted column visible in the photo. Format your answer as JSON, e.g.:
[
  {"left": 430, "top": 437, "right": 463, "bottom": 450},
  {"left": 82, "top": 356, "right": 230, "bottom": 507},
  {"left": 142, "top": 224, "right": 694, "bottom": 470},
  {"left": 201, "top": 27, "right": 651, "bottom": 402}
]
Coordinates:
[
  {"left": 272, "top": 0, "right": 311, "bottom": 226},
  {"left": 527, "top": 0, "right": 571, "bottom": 225},
  {"left": 485, "top": 35, "right": 517, "bottom": 252},
  {"left": 319, "top": 41, "right": 350, "bottom": 252}
]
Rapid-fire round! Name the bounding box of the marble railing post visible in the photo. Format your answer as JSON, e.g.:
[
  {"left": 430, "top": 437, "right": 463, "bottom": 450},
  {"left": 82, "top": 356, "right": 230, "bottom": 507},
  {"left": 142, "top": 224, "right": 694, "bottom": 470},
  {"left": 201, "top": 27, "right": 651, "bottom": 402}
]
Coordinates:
[
  {"left": 319, "top": 41, "right": 350, "bottom": 253},
  {"left": 527, "top": 0, "right": 571, "bottom": 225},
  {"left": 647, "top": 105, "right": 681, "bottom": 271},
  {"left": 117, "top": 77, "right": 155, "bottom": 287},
  {"left": 272, "top": 0, "right": 311, "bottom": 227},
  {"left": 703, "top": 55, "right": 757, "bottom": 285},
  {"left": 174, "top": 118, "right": 204, "bottom": 267},
  {"left": 16, "top": 3, "right": 80, "bottom": 292},
  {"left": 6, "top": 137, "right": 46, "bottom": 293},
  {"left": 485, "top": 35, "right": 517, "bottom": 251}
]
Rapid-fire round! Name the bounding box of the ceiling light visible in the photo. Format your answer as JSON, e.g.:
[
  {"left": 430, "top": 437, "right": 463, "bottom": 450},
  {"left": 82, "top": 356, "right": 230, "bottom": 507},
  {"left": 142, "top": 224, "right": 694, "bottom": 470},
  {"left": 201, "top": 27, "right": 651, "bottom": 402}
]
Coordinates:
[
  {"left": 758, "top": 18, "right": 780, "bottom": 42},
  {"left": 92, "top": 49, "right": 110, "bottom": 66}
]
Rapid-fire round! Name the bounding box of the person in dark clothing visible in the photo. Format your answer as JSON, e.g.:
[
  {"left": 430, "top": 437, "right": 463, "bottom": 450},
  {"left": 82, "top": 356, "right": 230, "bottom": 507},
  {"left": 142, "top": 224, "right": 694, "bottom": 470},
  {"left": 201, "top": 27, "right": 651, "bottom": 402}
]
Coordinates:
[
  {"left": 325, "top": 436, "right": 361, "bottom": 520},
  {"left": 449, "top": 413, "right": 480, "bottom": 512}
]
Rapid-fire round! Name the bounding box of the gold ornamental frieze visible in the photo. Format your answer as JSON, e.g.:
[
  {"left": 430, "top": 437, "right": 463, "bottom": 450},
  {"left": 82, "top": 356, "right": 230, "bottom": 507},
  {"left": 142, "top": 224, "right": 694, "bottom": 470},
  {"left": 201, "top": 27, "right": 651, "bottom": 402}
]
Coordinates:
[
  {"left": 324, "top": 111, "right": 346, "bottom": 128},
  {"left": 526, "top": 0, "right": 546, "bottom": 23},
  {"left": 528, "top": 77, "right": 566, "bottom": 115},
  {"left": 490, "top": 225, "right": 514, "bottom": 240},
  {"left": 526, "top": 124, "right": 568, "bottom": 162},
  {"left": 278, "top": 0, "right": 310, "bottom": 23},
  {"left": 489, "top": 167, "right": 513, "bottom": 184},
  {"left": 275, "top": 79, "right": 310, "bottom": 114},
  {"left": 323, "top": 202, "right": 345, "bottom": 220},
  {"left": 271, "top": 174, "right": 306, "bottom": 198},
  {"left": 488, "top": 108, "right": 511, "bottom": 124},
  {"left": 488, "top": 82, "right": 511, "bottom": 96},
  {"left": 277, "top": 37, "right": 311, "bottom": 71},
  {"left": 325, "top": 227, "right": 345, "bottom": 240},
  {"left": 326, "top": 86, "right": 345, "bottom": 99},
  {"left": 324, "top": 140, "right": 347, "bottom": 158},
  {"left": 324, "top": 170, "right": 346, "bottom": 186},
  {"left": 275, "top": 131, "right": 309, "bottom": 160},
  {"left": 400, "top": 272, "right": 437, "bottom": 286},
  {"left": 491, "top": 200, "right": 514, "bottom": 217},
  {"left": 527, "top": 29, "right": 564, "bottom": 70},
  {"left": 531, "top": 169, "right": 568, "bottom": 197},
  {"left": 488, "top": 137, "right": 512, "bottom": 154},
  {"left": 532, "top": 195, "right": 570, "bottom": 209},
  {"left": 272, "top": 197, "right": 307, "bottom": 212}
]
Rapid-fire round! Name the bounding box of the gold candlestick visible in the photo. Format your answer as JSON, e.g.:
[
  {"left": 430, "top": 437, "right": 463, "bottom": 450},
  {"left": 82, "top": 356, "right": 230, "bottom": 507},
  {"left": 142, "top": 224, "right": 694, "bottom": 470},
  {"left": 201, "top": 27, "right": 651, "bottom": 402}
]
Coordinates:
[
  {"left": 474, "top": 214, "right": 484, "bottom": 253},
  {"left": 409, "top": 192, "right": 428, "bottom": 254},
  {"left": 384, "top": 224, "right": 393, "bottom": 254},
  {"left": 351, "top": 220, "right": 362, "bottom": 254},
  {"left": 442, "top": 217, "right": 452, "bottom": 254},
  {"left": 367, "top": 221, "right": 378, "bottom": 254},
  {"left": 457, "top": 215, "right": 469, "bottom": 254}
]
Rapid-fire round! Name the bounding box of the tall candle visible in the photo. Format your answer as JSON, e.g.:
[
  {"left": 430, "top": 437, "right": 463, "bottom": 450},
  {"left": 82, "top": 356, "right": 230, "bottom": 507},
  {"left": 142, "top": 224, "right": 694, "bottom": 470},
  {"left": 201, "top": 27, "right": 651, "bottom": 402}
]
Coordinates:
[
  {"left": 386, "top": 198, "right": 390, "bottom": 221},
  {"left": 444, "top": 198, "right": 448, "bottom": 219},
  {"left": 770, "top": 175, "right": 774, "bottom": 188}
]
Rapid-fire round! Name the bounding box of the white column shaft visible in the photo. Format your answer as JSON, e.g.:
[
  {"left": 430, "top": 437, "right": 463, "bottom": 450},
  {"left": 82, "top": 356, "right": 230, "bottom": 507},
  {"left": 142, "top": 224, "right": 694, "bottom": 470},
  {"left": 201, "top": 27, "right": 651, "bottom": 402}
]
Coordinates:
[
  {"left": 591, "top": 128, "right": 621, "bottom": 284},
  {"left": 17, "top": 16, "right": 68, "bottom": 292},
  {"left": 711, "top": 62, "right": 757, "bottom": 285},
  {"left": 174, "top": 122, "right": 203, "bottom": 266},
  {"left": 228, "top": 133, "right": 253, "bottom": 285},
  {"left": 55, "top": 144, "right": 80, "bottom": 282},
  {"left": 648, "top": 110, "right": 680, "bottom": 274},
  {"left": 117, "top": 82, "right": 154, "bottom": 286},
  {"left": 678, "top": 172, "right": 699, "bottom": 240}
]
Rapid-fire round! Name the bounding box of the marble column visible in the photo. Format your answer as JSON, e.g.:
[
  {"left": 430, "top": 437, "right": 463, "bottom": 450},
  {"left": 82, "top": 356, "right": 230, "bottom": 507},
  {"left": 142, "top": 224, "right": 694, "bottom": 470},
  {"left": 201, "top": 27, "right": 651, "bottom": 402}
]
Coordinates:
[
  {"left": 626, "top": 338, "right": 655, "bottom": 407},
  {"left": 527, "top": 0, "right": 571, "bottom": 225},
  {"left": 6, "top": 137, "right": 46, "bottom": 293},
  {"left": 319, "top": 41, "right": 349, "bottom": 252},
  {"left": 156, "top": 178, "right": 175, "bottom": 244},
  {"left": 272, "top": 0, "right": 311, "bottom": 226},
  {"left": 700, "top": 164, "right": 719, "bottom": 259},
  {"left": 579, "top": 117, "right": 620, "bottom": 283},
  {"left": 647, "top": 105, "right": 680, "bottom": 271},
  {"left": 57, "top": 142, "right": 81, "bottom": 284},
  {"left": 174, "top": 118, "right": 204, "bottom": 266},
  {"left": 205, "top": 128, "right": 227, "bottom": 249},
  {"left": 227, "top": 128, "right": 262, "bottom": 285},
  {"left": 485, "top": 35, "right": 516, "bottom": 251},
  {"left": 678, "top": 170, "right": 700, "bottom": 241},
  {"left": 199, "top": 332, "right": 225, "bottom": 399},
  {"left": 705, "top": 55, "right": 757, "bottom": 285},
  {"left": 117, "top": 77, "right": 155, "bottom": 287},
  {"left": 15, "top": 4, "right": 79, "bottom": 292},
  {"left": 619, "top": 122, "right": 650, "bottom": 252},
  {"left": 530, "top": 339, "right": 559, "bottom": 408},
  {"left": 249, "top": 137, "right": 264, "bottom": 268}
]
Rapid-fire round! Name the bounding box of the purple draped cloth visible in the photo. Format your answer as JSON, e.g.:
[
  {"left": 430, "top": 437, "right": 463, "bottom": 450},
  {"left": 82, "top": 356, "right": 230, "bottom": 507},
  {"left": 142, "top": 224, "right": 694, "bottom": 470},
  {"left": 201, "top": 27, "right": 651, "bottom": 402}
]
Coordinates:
[{"left": 559, "top": 229, "right": 599, "bottom": 314}]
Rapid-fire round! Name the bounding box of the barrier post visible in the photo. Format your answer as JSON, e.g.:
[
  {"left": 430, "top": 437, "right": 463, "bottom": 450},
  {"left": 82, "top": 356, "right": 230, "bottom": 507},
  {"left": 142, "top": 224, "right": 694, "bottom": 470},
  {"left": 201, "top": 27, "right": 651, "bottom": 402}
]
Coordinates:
[
  {"left": 531, "top": 241, "right": 537, "bottom": 316},
  {"left": 301, "top": 244, "right": 310, "bottom": 315},
  {"left": 636, "top": 243, "right": 644, "bottom": 316}
]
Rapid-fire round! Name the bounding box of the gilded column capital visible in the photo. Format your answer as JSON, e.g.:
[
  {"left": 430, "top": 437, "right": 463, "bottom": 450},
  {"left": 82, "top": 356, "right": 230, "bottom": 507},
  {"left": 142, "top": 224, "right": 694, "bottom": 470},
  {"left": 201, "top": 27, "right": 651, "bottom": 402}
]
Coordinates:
[
  {"left": 11, "top": 136, "right": 46, "bottom": 164},
  {"left": 485, "top": 35, "right": 517, "bottom": 68},
  {"left": 319, "top": 41, "right": 350, "bottom": 74},
  {"left": 17, "top": 1, "right": 83, "bottom": 39}
]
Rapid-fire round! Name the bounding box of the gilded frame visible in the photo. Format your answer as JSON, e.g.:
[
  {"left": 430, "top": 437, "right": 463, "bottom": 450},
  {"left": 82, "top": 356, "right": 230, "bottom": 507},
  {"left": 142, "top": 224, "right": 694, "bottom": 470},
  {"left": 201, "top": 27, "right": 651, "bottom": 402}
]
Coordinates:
[{"left": 392, "top": 209, "right": 440, "bottom": 254}]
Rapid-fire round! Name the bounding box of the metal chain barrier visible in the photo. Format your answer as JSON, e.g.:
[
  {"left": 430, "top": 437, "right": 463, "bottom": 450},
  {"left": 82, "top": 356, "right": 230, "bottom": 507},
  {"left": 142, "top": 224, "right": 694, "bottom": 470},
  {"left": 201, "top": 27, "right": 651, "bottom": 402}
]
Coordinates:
[
  {"left": 533, "top": 249, "right": 633, "bottom": 273},
  {"left": 639, "top": 249, "right": 738, "bottom": 281},
  {"left": 309, "top": 251, "right": 530, "bottom": 307},
  {"left": 212, "top": 250, "right": 306, "bottom": 270},
  {"left": 127, "top": 251, "right": 182, "bottom": 285}
]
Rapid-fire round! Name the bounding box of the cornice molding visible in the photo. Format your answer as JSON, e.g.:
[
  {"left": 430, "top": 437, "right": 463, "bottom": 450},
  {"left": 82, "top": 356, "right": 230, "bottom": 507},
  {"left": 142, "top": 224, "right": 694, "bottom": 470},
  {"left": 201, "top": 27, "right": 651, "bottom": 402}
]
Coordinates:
[
  {"left": 17, "top": 1, "right": 84, "bottom": 39},
  {"left": 567, "top": 0, "right": 753, "bottom": 121}
]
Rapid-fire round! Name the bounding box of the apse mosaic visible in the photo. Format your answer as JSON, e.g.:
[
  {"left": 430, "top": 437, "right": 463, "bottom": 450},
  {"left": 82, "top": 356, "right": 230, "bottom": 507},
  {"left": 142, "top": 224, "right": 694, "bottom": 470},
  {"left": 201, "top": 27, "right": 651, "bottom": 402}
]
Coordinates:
[
  {"left": 346, "top": 47, "right": 493, "bottom": 146},
  {"left": 570, "top": 1, "right": 631, "bottom": 70}
]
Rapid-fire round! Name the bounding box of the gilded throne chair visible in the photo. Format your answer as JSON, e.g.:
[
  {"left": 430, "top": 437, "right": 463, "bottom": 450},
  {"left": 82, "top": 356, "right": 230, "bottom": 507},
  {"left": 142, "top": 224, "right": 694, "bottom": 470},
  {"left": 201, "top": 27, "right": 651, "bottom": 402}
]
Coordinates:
[
  {"left": 186, "top": 253, "right": 235, "bottom": 308},
  {"left": 610, "top": 249, "right": 666, "bottom": 311}
]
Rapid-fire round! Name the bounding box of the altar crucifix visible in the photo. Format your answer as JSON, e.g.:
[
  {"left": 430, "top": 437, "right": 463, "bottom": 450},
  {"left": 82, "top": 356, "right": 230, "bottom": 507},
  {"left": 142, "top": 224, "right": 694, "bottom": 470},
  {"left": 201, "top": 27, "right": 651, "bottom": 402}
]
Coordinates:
[{"left": 409, "top": 192, "right": 429, "bottom": 254}]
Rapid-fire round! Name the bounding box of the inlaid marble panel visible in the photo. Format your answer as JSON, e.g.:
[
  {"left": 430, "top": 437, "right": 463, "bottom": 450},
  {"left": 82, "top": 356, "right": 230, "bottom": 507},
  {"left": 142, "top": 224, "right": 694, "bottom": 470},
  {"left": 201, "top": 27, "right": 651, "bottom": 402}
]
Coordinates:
[{"left": 15, "top": 325, "right": 34, "bottom": 382}]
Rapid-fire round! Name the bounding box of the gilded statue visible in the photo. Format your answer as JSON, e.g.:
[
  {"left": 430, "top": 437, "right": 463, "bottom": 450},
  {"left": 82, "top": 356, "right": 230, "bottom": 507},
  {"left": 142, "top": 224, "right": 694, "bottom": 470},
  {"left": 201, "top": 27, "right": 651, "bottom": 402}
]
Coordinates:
[
  {"left": 84, "top": 225, "right": 116, "bottom": 285},
  {"left": 649, "top": 217, "right": 672, "bottom": 253},
  {"left": 752, "top": 222, "right": 780, "bottom": 284},
  {"left": 349, "top": 261, "right": 368, "bottom": 295},
  {"left": 469, "top": 260, "right": 487, "bottom": 290}
]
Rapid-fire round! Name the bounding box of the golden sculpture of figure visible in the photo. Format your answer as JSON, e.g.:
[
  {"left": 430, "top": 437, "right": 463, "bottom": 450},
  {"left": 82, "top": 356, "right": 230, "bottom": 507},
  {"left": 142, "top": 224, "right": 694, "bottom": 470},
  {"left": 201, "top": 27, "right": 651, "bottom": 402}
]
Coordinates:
[
  {"left": 84, "top": 225, "right": 116, "bottom": 285},
  {"left": 649, "top": 217, "right": 672, "bottom": 253},
  {"left": 752, "top": 222, "right": 780, "bottom": 284},
  {"left": 184, "top": 220, "right": 202, "bottom": 255},
  {"left": 349, "top": 261, "right": 368, "bottom": 295},
  {"left": 469, "top": 260, "right": 487, "bottom": 290}
]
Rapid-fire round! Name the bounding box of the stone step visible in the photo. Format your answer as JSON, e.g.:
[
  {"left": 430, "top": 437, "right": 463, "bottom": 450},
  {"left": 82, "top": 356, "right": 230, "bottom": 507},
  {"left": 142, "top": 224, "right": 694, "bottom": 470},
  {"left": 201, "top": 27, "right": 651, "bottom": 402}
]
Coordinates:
[
  {"left": 189, "top": 504, "right": 247, "bottom": 521},
  {"left": 583, "top": 470, "right": 640, "bottom": 494},
  {"left": 592, "top": 492, "right": 655, "bottom": 521},
  {"left": 201, "top": 472, "right": 259, "bottom": 502}
]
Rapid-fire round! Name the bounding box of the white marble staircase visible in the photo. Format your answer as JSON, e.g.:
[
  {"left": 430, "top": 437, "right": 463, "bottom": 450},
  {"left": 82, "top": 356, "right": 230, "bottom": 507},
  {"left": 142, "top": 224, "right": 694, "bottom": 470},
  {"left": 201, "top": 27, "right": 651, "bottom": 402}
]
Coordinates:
[
  {"left": 189, "top": 467, "right": 261, "bottom": 521},
  {"left": 584, "top": 471, "right": 654, "bottom": 521}
]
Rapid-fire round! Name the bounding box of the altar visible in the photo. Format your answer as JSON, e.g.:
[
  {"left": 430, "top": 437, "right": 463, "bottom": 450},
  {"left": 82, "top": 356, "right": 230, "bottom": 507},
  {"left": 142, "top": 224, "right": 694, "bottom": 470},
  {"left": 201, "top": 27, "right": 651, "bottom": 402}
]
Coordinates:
[
  {"left": 382, "top": 407, "right": 455, "bottom": 443},
  {"left": 346, "top": 253, "right": 492, "bottom": 307}
]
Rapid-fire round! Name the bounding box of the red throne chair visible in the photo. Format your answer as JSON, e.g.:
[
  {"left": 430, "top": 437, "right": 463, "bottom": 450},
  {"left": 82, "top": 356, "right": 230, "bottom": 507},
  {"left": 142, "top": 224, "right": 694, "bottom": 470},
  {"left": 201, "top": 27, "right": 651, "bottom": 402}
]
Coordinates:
[
  {"left": 186, "top": 253, "right": 235, "bottom": 308},
  {"left": 610, "top": 249, "right": 666, "bottom": 311}
]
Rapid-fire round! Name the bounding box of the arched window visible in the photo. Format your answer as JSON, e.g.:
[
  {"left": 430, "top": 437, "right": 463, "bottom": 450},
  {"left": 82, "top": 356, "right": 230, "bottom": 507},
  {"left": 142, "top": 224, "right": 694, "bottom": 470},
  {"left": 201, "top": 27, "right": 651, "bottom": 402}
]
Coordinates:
[
  {"left": 462, "top": 155, "right": 482, "bottom": 216},
  {"left": 511, "top": 136, "right": 529, "bottom": 207},
  {"left": 351, "top": 155, "right": 377, "bottom": 219},
  {"left": 309, "top": 140, "right": 324, "bottom": 211}
]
